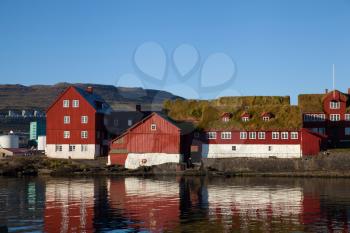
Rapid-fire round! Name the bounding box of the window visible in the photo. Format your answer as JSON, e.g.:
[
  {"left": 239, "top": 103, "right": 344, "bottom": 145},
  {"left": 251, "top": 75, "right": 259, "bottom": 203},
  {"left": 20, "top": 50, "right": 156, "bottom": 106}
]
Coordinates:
[
  {"left": 221, "top": 132, "right": 232, "bottom": 140},
  {"left": 222, "top": 117, "right": 229, "bottom": 122},
  {"left": 330, "top": 114, "right": 340, "bottom": 121},
  {"left": 242, "top": 117, "right": 250, "bottom": 122},
  {"left": 72, "top": 100, "right": 79, "bottom": 108},
  {"left": 232, "top": 146, "right": 237, "bottom": 151},
  {"left": 272, "top": 132, "right": 279, "bottom": 140},
  {"left": 63, "top": 131, "right": 70, "bottom": 139},
  {"left": 258, "top": 132, "right": 265, "bottom": 139},
  {"left": 69, "top": 145, "right": 75, "bottom": 152},
  {"left": 330, "top": 101, "right": 340, "bottom": 109},
  {"left": 240, "top": 132, "right": 247, "bottom": 139},
  {"left": 319, "top": 128, "right": 326, "bottom": 135},
  {"left": 281, "top": 132, "right": 289, "bottom": 140},
  {"left": 128, "top": 119, "right": 133, "bottom": 126},
  {"left": 318, "top": 114, "right": 326, "bottom": 121},
  {"left": 262, "top": 116, "right": 270, "bottom": 122},
  {"left": 345, "top": 114, "right": 350, "bottom": 121},
  {"left": 249, "top": 132, "right": 256, "bottom": 139},
  {"left": 63, "top": 100, "right": 69, "bottom": 108},
  {"left": 64, "top": 116, "right": 70, "bottom": 124},
  {"left": 268, "top": 146, "right": 272, "bottom": 151},
  {"left": 81, "top": 131, "right": 88, "bottom": 139},
  {"left": 151, "top": 124, "right": 157, "bottom": 131},
  {"left": 345, "top": 128, "right": 350, "bottom": 136},
  {"left": 81, "top": 145, "right": 88, "bottom": 152},
  {"left": 207, "top": 132, "right": 217, "bottom": 139},
  {"left": 81, "top": 116, "right": 88, "bottom": 124},
  {"left": 291, "top": 132, "right": 298, "bottom": 139},
  {"left": 55, "top": 145, "right": 62, "bottom": 152}
]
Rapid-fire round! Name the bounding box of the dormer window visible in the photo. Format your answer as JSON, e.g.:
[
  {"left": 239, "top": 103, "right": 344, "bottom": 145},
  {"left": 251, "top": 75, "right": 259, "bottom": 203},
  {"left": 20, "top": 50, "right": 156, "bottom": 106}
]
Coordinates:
[
  {"left": 262, "top": 116, "right": 270, "bottom": 122},
  {"left": 330, "top": 101, "right": 340, "bottom": 109},
  {"left": 221, "top": 113, "right": 232, "bottom": 123},
  {"left": 63, "top": 100, "right": 69, "bottom": 108},
  {"left": 242, "top": 117, "right": 250, "bottom": 122},
  {"left": 241, "top": 112, "right": 251, "bottom": 122}
]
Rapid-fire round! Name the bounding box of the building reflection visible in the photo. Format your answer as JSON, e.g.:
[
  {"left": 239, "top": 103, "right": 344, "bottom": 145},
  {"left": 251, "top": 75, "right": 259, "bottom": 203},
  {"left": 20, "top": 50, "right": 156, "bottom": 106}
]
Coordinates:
[{"left": 44, "top": 179, "right": 95, "bottom": 233}]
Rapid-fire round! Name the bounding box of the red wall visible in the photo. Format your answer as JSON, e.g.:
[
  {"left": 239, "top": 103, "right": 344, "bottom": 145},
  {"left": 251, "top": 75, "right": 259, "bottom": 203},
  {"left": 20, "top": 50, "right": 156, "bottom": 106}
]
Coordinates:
[
  {"left": 46, "top": 87, "right": 97, "bottom": 144},
  {"left": 301, "top": 129, "right": 322, "bottom": 156}
]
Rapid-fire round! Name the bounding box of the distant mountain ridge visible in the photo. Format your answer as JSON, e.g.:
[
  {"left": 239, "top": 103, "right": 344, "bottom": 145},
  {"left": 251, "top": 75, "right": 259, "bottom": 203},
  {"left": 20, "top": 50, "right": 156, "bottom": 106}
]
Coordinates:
[{"left": 0, "top": 83, "right": 184, "bottom": 113}]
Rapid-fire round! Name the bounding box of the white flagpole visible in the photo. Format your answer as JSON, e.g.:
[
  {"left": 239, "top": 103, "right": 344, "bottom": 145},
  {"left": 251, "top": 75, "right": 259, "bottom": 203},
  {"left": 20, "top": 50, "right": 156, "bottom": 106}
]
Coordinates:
[{"left": 333, "top": 64, "right": 335, "bottom": 98}]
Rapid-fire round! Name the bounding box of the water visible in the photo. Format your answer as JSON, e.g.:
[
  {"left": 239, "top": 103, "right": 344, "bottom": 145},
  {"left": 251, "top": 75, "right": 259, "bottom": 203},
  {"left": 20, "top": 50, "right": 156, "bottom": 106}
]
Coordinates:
[{"left": 0, "top": 176, "right": 350, "bottom": 233}]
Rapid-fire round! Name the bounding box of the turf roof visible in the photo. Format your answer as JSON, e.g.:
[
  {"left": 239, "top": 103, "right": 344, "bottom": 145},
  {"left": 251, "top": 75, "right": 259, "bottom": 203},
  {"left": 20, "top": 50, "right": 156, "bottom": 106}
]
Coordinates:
[{"left": 163, "top": 96, "right": 302, "bottom": 131}]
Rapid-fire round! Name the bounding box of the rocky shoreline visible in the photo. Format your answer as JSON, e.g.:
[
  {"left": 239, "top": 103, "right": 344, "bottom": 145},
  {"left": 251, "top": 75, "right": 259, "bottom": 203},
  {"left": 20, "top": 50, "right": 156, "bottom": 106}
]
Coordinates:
[{"left": 1, "top": 152, "right": 350, "bottom": 178}]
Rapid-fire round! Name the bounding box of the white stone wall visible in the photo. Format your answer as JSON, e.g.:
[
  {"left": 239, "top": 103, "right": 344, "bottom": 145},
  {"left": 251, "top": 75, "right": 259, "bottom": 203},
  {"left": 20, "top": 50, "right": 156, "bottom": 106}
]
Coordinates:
[
  {"left": 202, "top": 144, "right": 301, "bottom": 159},
  {"left": 46, "top": 144, "right": 99, "bottom": 160},
  {"left": 125, "top": 153, "right": 182, "bottom": 169}
]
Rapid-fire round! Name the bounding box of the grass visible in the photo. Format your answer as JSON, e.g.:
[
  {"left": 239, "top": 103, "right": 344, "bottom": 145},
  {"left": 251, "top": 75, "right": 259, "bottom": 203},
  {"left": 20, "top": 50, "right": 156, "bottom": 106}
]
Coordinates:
[{"left": 163, "top": 96, "right": 302, "bottom": 130}]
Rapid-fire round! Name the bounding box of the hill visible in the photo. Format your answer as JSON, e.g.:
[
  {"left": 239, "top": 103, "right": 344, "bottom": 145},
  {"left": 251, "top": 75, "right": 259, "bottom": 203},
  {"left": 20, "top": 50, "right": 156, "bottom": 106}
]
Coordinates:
[{"left": 0, "top": 83, "right": 183, "bottom": 113}]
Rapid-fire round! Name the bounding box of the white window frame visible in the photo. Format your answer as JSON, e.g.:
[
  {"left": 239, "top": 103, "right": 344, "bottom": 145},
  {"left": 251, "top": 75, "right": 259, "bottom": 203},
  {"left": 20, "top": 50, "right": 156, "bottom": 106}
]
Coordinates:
[
  {"left": 128, "top": 119, "right": 133, "bottom": 126},
  {"left": 330, "top": 114, "right": 340, "bottom": 122},
  {"left": 318, "top": 114, "right": 326, "bottom": 121},
  {"left": 330, "top": 101, "right": 340, "bottom": 109},
  {"left": 222, "top": 117, "right": 229, "bottom": 122},
  {"left": 63, "top": 131, "right": 70, "bottom": 139},
  {"left": 55, "top": 145, "right": 62, "bottom": 152},
  {"left": 63, "top": 100, "right": 69, "bottom": 108},
  {"left": 291, "top": 132, "right": 298, "bottom": 139},
  {"left": 81, "top": 145, "right": 88, "bottom": 152},
  {"left": 69, "top": 145, "right": 76, "bottom": 152},
  {"left": 249, "top": 132, "right": 256, "bottom": 139},
  {"left": 240, "top": 132, "right": 247, "bottom": 139},
  {"left": 64, "top": 116, "right": 70, "bottom": 124},
  {"left": 242, "top": 117, "right": 250, "bottom": 122},
  {"left": 81, "top": 116, "right": 88, "bottom": 124},
  {"left": 262, "top": 116, "right": 270, "bottom": 122},
  {"left": 345, "top": 114, "right": 350, "bottom": 121},
  {"left": 72, "top": 100, "right": 79, "bottom": 108},
  {"left": 81, "top": 131, "right": 88, "bottom": 139},
  {"left": 151, "top": 124, "right": 157, "bottom": 131},
  {"left": 281, "top": 132, "right": 289, "bottom": 140},
  {"left": 272, "top": 132, "right": 279, "bottom": 140},
  {"left": 258, "top": 132, "right": 265, "bottom": 139},
  {"left": 207, "top": 132, "right": 217, "bottom": 139},
  {"left": 221, "top": 132, "right": 232, "bottom": 140}
]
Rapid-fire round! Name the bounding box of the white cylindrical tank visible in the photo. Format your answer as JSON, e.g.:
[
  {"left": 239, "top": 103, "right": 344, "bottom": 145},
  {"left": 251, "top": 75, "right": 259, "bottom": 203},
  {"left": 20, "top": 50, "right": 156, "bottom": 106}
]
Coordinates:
[
  {"left": 37, "top": 135, "right": 46, "bottom": 151},
  {"left": 0, "top": 134, "right": 19, "bottom": 148}
]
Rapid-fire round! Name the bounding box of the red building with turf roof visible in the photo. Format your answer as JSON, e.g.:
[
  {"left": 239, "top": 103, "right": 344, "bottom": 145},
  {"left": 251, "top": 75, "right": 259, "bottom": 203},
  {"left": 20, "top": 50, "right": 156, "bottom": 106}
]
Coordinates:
[{"left": 300, "top": 89, "right": 350, "bottom": 147}]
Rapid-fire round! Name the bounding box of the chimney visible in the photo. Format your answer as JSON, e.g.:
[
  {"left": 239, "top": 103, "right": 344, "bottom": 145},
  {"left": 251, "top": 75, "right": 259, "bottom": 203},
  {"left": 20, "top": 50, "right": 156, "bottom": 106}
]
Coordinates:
[
  {"left": 325, "top": 88, "right": 328, "bottom": 94},
  {"left": 86, "top": 86, "right": 93, "bottom": 94},
  {"left": 348, "top": 88, "right": 350, "bottom": 95},
  {"left": 136, "top": 104, "right": 141, "bottom": 112}
]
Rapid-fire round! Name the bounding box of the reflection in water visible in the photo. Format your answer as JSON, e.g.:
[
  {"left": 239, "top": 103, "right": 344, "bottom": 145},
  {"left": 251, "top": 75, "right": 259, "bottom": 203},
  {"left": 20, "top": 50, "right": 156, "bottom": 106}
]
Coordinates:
[{"left": 1, "top": 177, "right": 350, "bottom": 232}]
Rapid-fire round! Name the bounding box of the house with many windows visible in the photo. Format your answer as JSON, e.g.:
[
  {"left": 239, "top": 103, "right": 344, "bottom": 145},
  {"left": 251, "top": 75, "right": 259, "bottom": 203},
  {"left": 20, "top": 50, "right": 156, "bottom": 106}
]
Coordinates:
[
  {"left": 46, "top": 86, "right": 110, "bottom": 159},
  {"left": 299, "top": 89, "right": 350, "bottom": 147}
]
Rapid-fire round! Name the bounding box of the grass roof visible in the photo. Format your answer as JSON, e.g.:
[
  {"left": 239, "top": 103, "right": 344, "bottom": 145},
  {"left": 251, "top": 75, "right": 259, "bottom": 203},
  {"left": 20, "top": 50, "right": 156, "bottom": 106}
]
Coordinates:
[
  {"left": 163, "top": 96, "right": 302, "bottom": 131},
  {"left": 298, "top": 94, "right": 325, "bottom": 112}
]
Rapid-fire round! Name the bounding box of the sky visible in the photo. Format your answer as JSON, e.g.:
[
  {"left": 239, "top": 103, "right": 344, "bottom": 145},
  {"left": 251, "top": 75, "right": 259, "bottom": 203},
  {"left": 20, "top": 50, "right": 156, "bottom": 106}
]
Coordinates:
[{"left": 0, "top": 0, "right": 349, "bottom": 104}]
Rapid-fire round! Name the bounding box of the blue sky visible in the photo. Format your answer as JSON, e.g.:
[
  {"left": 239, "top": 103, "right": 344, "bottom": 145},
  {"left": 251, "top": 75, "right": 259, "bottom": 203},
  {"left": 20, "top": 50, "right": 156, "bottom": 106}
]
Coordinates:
[{"left": 0, "top": 0, "right": 349, "bottom": 103}]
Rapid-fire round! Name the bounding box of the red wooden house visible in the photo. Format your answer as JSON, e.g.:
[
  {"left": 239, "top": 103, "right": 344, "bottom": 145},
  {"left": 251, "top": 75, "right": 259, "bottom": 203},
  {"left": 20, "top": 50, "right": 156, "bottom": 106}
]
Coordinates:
[
  {"left": 108, "top": 112, "right": 193, "bottom": 169},
  {"left": 300, "top": 89, "right": 350, "bottom": 147},
  {"left": 46, "top": 86, "right": 110, "bottom": 159}
]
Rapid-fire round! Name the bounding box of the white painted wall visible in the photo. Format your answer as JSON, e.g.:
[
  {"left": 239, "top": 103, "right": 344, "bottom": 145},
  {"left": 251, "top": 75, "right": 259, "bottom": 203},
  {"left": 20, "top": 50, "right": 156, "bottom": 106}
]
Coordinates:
[
  {"left": 38, "top": 136, "right": 46, "bottom": 151},
  {"left": 46, "top": 144, "right": 100, "bottom": 159},
  {"left": 202, "top": 144, "right": 301, "bottom": 159},
  {"left": 125, "top": 153, "right": 182, "bottom": 169},
  {"left": 0, "top": 135, "right": 19, "bottom": 148}
]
